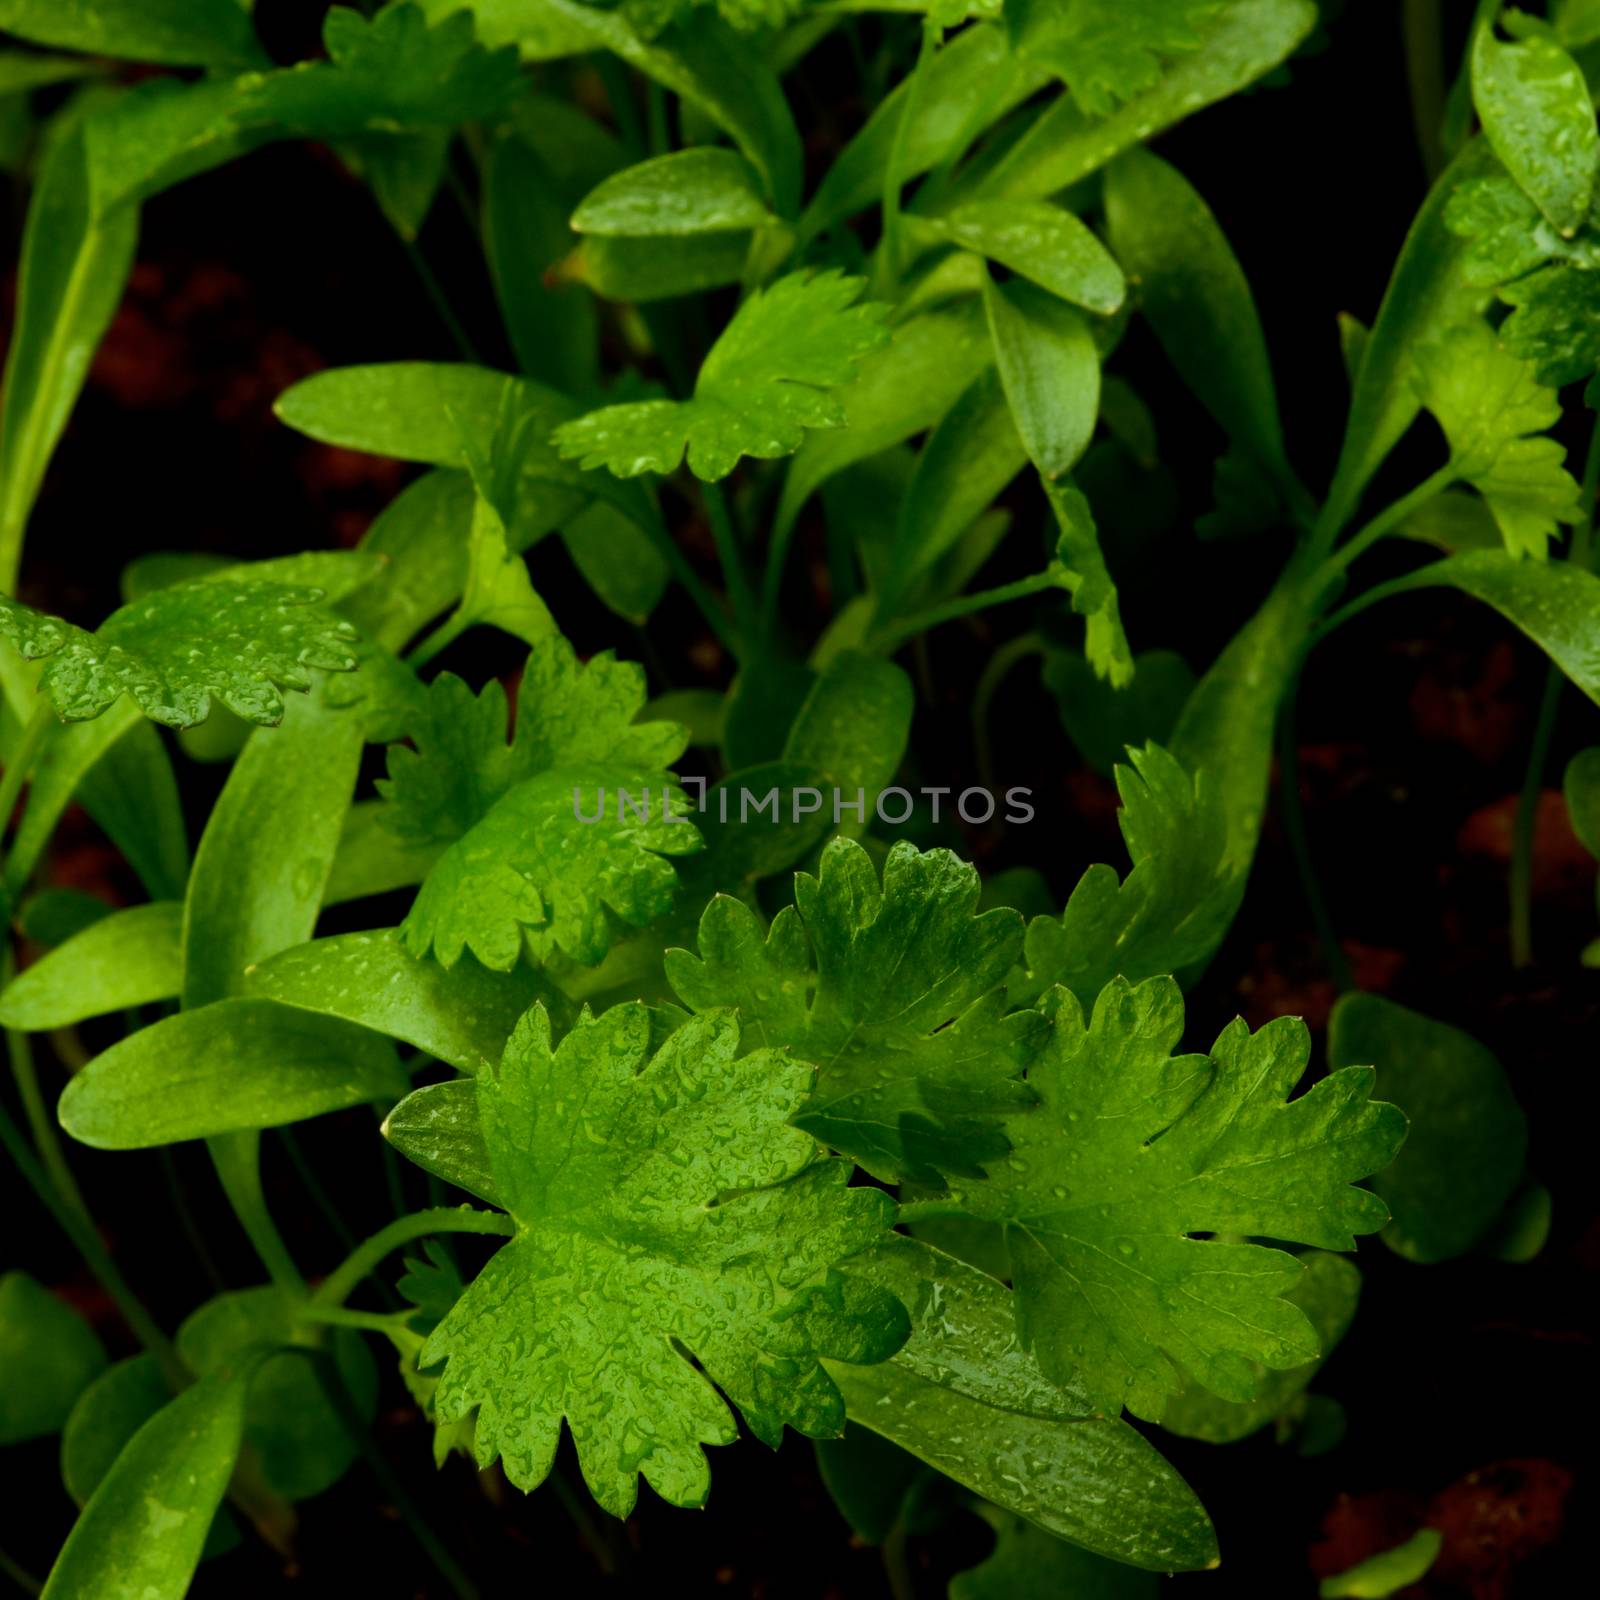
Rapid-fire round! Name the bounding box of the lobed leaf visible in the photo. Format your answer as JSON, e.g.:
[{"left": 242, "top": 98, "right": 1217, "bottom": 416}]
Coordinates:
[
  {"left": 949, "top": 976, "right": 1406, "bottom": 1420},
  {"left": 408, "top": 1002, "right": 907, "bottom": 1516},
  {"left": 667, "top": 838, "right": 1044, "bottom": 1182},
  {"left": 553, "top": 270, "right": 890, "bottom": 480}
]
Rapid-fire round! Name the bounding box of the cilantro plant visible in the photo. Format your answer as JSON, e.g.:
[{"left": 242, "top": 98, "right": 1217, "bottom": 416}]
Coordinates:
[{"left": 0, "top": 1, "right": 1592, "bottom": 1593}]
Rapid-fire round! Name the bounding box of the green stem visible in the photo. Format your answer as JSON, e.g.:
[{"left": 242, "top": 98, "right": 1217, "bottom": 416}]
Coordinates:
[
  {"left": 868, "top": 568, "right": 1069, "bottom": 655},
  {"left": 0, "top": 700, "right": 53, "bottom": 878},
  {"left": 878, "top": 21, "right": 939, "bottom": 293},
  {"left": 640, "top": 511, "right": 744, "bottom": 660},
  {"left": 1315, "top": 464, "right": 1458, "bottom": 579},
  {"left": 210, "top": 1132, "right": 305, "bottom": 1295},
  {"left": 895, "top": 1199, "right": 972, "bottom": 1224},
  {"left": 0, "top": 1093, "right": 186, "bottom": 1388},
  {"left": 1508, "top": 417, "right": 1600, "bottom": 966},
  {"left": 398, "top": 234, "right": 479, "bottom": 365},
  {"left": 1402, "top": 0, "right": 1447, "bottom": 181},
  {"left": 702, "top": 481, "right": 759, "bottom": 637},
  {"left": 312, "top": 1207, "right": 514, "bottom": 1311},
  {"left": 1276, "top": 670, "right": 1354, "bottom": 992},
  {"left": 548, "top": 1469, "right": 624, "bottom": 1577},
  {"left": 296, "top": 1303, "right": 406, "bottom": 1335},
  {"left": 0, "top": 1545, "right": 41, "bottom": 1598},
  {"left": 7, "top": 1022, "right": 92, "bottom": 1231},
  {"left": 403, "top": 612, "right": 467, "bottom": 672},
  {"left": 971, "top": 631, "right": 1045, "bottom": 796}
]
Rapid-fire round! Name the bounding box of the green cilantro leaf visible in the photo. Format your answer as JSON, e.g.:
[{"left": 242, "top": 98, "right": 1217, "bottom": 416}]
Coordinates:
[
  {"left": 379, "top": 637, "right": 702, "bottom": 969},
  {"left": 1497, "top": 265, "right": 1600, "bottom": 388},
  {"left": 552, "top": 271, "right": 891, "bottom": 481},
  {"left": 415, "top": 1001, "right": 907, "bottom": 1515},
  {"left": 1048, "top": 481, "right": 1133, "bottom": 687},
  {"left": 1008, "top": 0, "right": 1228, "bottom": 117},
  {"left": 949, "top": 976, "right": 1405, "bottom": 1420},
  {"left": 1413, "top": 319, "right": 1582, "bottom": 558},
  {"left": 1016, "top": 744, "right": 1234, "bottom": 1008},
  {"left": 0, "top": 578, "right": 359, "bottom": 728},
  {"left": 665, "top": 838, "right": 1044, "bottom": 1184}
]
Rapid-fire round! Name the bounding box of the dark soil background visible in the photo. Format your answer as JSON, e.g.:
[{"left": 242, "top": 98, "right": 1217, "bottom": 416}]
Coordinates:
[{"left": 2, "top": 2, "right": 1594, "bottom": 1595}]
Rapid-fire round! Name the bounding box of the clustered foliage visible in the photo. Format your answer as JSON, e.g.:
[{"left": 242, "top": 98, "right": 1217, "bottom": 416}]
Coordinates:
[{"left": 0, "top": 1, "right": 1592, "bottom": 1595}]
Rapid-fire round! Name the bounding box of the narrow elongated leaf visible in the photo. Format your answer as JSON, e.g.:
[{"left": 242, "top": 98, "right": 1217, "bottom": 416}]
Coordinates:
[
  {"left": 0, "top": 0, "right": 265, "bottom": 70},
  {"left": 1379, "top": 549, "right": 1600, "bottom": 705},
  {"left": 248, "top": 930, "right": 556, "bottom": 1074},
  {"left": 58, "top": 999, "right": 409, "bottom": 1148},
  {"left": 971, "top": 0, "right": 1318, "bottom": 204},
  {"left": 0, "top": 121, "right": 137, "bottom": 593},
  {"left": 826, "top": 1239, "right": 1218, "bottom": 1573},
  {"left": 1104, "top": 148, "right": 1289, "bottom": 490},
  {"left": 985, "top": 276, "right": 1100, "bottom": 481},
  {"left": 1329, "top": 994, "right": 1527, "bottom": 1263},
  {"left": 933, "top": 201, "right": 1125, "bottom": 314},
  {"left": 1319, "top": 1530, "right": 1443, "bottom": 1599},
  {"left": 1472, "top": 25, "right": 1597, "bottom": 237},
  {"left": 782, "top": 652, "right": 914, "bottom": 823},
  {"left": 0, "top": 1272, "right": 106, "bottom": 1445},
  {"left": 40, "top": 1369, "right": 249, "bottom": 1600},
  {"left": 0, "top": 902, "right": 181, "bottom": 1030},
  {"left": 571, "top": 147, "right": 773, "bottom": 236}
]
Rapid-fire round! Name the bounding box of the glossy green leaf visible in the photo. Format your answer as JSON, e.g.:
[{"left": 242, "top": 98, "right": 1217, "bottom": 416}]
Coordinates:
[
  {"left": 985, "top": 276, "right": 1101, "bottom": 480},
  {"left": 1018, "top": 744, "right": 1233, "bottom": 1007},
  {"left": 0, "top": 1272, "right": 106, "bottom": 1445},
  {"left": 1047, "top": 481, "right": 1132, "bottom": 687},
  {"left": 0, "top": 902, "right": 181, "bottom": 1030},
  {"left": 666, "top": 838, "right": 1045, "bottom": 1182},
  {"left": 951, "top": 1504, "right": 1160, "bottom": 1598},
  {"left": 554, "top": 271, "right": 890, "bottom": 480},
  {"left": 1472, "top": 25, "right": 1597, "bottom": 237},
  {"left": 572, "top": 146, "right": 773, "bottom": 236},
  {"left": 1413, "top": 319, "right": 1581, "bottom": 558},
  {"left": 825, "top": 1238, "right": 1218, "bottom": 1572},
  {"left": 58, "top": 998, "right": 409, "bottom": 1149},
  {"left": 183, "top": 692, "right": 365, "bottom": 1008},
  {"left": 1329, "top": 993, "right": 1526, "bottom": 1263},
  {"left": 410, "top": 1003, "right": 906, "bottom": 1515},
  {"left": 40, "top": 1367, "right": 250, "bottom": 1600},
  {"left": 0, "top": 577, "right": 362, "bottom": 729},
  {"left": 970, "top": 0, "right": 1318, "bottom": 204},
  {"left": 248, "top": 930, "right": 555, "bottom": 1074},
  {"left": 1378, "top": 548, "right": 1600, "bottom": 705},
  {"left": 782, "top": 651, "right": 914, "bottom": 824},
  {"left": 950, "top": 977, "right": 1405, "bottom": 1419},
  {"left": 1160, "top": 1252, "right": 1362, "bottom": 1443},
  {"left": 177, "top": 1287, "right": 376, "bottom": 1502},
  {"left": 1045, "top": 647, "right": 1195, "bottom": 777},
  {"left": 1319, "top": 1529, "right": 1443, "bottom": 1599},
  {"left": 0, "top": 120, "right": 137, "bottom": 594},
  {"left": 559, "top": 502, "right": 670, "bottom": 624},
  {"left": 1104, "top": 148, "right": 1289, "bottom": 493},
  {"left": 0, "top": 0, "right": 265, "bottom": 70},
  {"left": 934, "top": 201, "right": 1125, "bottom": 315}
]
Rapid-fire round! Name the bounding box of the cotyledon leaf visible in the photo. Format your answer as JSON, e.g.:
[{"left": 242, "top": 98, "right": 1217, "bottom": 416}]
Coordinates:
[
  {"left": 0, "top": 902, "right": 182, "bottom": 1030},
  {"left": 826, "top": 1237, "right": 1218, "bottom": 1573},
  {"left": 666, "top": 838, "right": 1044, "bottom": 1184}
]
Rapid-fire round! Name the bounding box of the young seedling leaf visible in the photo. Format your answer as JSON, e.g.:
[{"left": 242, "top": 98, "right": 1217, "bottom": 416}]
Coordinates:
[
  {"left": 1471, "top": 24, "right": 1598, "bottom": 238},
  {"left": 1018, "top": 744, "right": 1234, "bottom": 1007},
  {"left": 418, "top": 1002, "right": 907, "bottom": 1516},
  {"left": 0, "top": 901, "right": 182, "bottom": 1030},
  {"left": 0, "top": 0, "right": 267, "bottom": 70},
  {"left": 1008, "top": 0, "right": 1229, "bottom": 115},
  {"left": 666, "top": 838, "right": 1045, "bottom": 1183},
  {"left": 935, "top": 200, "right": 1126, "bottom": 315},
  {"left": 0, "top": 1272, "right": 107, "bottom": 1446},
  {"left": 571, "top": 146, "right": 774, "bottom": 236},
  {"left": 1328, "top": 993, "right": 1527, "bottom": 1263},
  {"left": 0, "top": 577, "right": 361, "bottom": 728},
  {"left": 1413, "top": 320, "right": 1581, "bottom": 558},
  {"left": 1047, "top": 481, "right": 1133, "bottom": 687},
  {"left": 949, "top": 976, "right": 1406, "bottom": 1420},
  {"left": 552, "top": 270, "right": 890, "bottom": 480}
]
